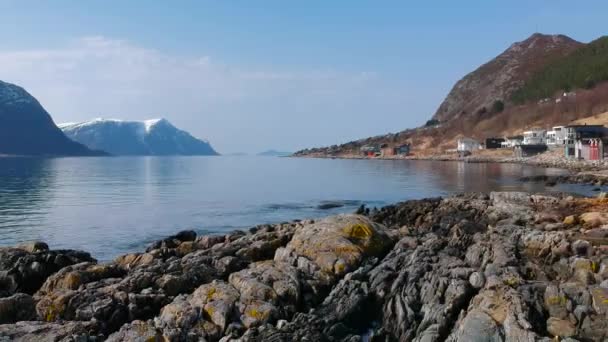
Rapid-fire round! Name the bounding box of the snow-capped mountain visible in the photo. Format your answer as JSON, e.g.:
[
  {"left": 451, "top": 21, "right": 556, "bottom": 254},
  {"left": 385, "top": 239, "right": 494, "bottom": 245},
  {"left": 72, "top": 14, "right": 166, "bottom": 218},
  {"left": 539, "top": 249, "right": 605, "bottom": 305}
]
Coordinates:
[
  {"left": 0, "top": 80, "right": 103, "bottom": 156},
  {"left": 59, "top": 118, "right": 219, "bottom": 156}
]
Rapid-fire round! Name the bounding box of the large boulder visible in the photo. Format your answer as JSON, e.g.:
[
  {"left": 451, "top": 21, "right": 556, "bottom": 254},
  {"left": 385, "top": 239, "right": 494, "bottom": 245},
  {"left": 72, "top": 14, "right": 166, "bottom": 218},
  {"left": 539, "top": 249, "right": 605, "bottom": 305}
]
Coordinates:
[
  {"left": 275, "top": 215, "right": 393, "bottom": 277},
  {"left": 0, "top": 245, "right": 94, "bottom": 297},
  {"left": 0, "top": 293, "right": 36, "bottom": 324}
]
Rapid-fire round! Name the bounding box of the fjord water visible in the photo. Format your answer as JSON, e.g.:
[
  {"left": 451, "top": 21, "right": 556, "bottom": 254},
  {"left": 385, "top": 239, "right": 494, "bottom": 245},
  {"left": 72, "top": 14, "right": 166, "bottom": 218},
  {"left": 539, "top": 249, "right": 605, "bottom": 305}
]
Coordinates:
[{"left": 0, "top": 156, "right": 573, "bottom": 260}]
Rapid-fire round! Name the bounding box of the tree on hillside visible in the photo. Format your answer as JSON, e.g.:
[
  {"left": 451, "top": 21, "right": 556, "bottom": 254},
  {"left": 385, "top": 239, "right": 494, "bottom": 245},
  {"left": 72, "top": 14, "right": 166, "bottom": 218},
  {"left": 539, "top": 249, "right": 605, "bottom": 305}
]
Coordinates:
[
  {"left": 424, "top": 119, "right": 440, "bottom": 127},
  {"left": 492, "top": 100, "right": 505, "bottom": 113}
]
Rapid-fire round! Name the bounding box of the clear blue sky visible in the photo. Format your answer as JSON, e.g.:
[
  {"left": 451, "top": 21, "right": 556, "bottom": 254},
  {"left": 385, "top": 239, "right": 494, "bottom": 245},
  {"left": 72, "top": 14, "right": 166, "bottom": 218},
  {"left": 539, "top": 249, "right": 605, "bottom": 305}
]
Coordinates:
[{"left": 0, "top": 1, "right": 605, "bottom": 153}]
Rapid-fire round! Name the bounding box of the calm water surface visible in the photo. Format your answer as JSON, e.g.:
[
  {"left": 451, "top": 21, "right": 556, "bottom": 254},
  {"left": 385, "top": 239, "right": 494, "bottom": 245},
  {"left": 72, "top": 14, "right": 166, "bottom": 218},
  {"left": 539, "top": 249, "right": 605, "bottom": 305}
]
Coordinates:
[{"left": 0, "top": 156, "right": 587, "bottom": 260}]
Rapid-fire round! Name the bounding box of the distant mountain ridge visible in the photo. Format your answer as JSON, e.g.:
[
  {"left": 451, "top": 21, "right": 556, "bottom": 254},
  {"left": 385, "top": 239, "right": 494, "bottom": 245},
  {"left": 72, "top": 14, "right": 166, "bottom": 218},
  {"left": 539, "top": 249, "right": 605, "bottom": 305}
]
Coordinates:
[
  {"left": 0, "top": 80, "right": 103, "bottom": 156},
  {"left": 60, "top": 118, "right": 219, "bottom": 156},
  {"left": 257, "top": 150, "right": 292, "bottom": 157}
]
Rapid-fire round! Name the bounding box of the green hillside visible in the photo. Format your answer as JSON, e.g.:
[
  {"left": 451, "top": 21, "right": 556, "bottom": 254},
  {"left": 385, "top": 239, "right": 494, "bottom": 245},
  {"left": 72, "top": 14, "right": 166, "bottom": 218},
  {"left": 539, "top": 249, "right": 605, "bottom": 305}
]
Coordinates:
[{"left": 511, "top": 36, "right": 608, "bottom": 104}]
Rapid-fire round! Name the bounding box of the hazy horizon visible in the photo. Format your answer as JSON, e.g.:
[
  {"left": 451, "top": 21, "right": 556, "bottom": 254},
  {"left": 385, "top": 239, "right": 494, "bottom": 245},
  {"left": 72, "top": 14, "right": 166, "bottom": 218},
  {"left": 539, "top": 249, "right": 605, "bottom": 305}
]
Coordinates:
[{"left": 0, "top": 1, "right": 606, "bottom": 154}]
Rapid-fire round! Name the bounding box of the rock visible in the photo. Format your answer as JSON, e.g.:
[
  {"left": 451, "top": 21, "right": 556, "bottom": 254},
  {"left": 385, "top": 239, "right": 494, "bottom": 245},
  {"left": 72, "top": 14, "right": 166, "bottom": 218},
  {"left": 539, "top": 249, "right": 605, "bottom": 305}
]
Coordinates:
[
  {"left": 469, "top": 272, "right": 485, "bottom": 289},
  {"left": 0, "top": 293, "right": 36, "bottom": 323},
  {"left": 317, "top": 202, "right": 344, "bottom": 210},
  {"left": 16, "top": 241, "right": 49, "bottom": 253},
  {"left": 0, "top": 321, "right": 99, "bottom": 342},
  {"left": 0, "top": 246, "right": 94, "bottom": 296},
  {"left": 564, "top": 215, "right": 577, "bottom": 225},
  {"left": 7, "top": 193, "right": 608, "bottom": 341},
  {"left": 580, "top": 212, "right": 608, "bottom": 227},
  {"left": 275, "top": 215, "right": 392, "bottom": 277},
  {"left": 114, "top": 253, "right": 154, "bottom": 270},
  {"left": 546, "top": 317, "right": 576, "bottom": 338},
  {"left": 572, "top": 240, "right": 592, "bottom": 257},
  {"left": 591, "top": 287, "right": 608, "bottom": 315},
  {"left": 240, "top": 300, "right": 278, "bottom": 328},
  {"left": 106, "top": 320, "right": 161, "bottom": 342},
  {"left": 451, "top": 310, "right": 502, "bottom": 342}
]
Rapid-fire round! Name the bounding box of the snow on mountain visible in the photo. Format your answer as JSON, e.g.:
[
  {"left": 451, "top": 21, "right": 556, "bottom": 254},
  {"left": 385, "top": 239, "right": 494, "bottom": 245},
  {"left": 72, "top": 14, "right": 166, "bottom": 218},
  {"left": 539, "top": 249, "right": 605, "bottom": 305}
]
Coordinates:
[{"left": 60, "top": 118, "right": 219, "bottom": 156}]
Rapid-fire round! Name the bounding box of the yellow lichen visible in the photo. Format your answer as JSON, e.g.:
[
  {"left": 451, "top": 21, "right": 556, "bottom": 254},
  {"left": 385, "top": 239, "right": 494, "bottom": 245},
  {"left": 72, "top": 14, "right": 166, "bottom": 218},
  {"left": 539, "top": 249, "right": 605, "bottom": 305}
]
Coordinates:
[
  {"left": 246, "top": 308, "right": 268, "bottom": 320},
  {"left": 344, "top": 223, "right": 373, "bottom": 239},
  {"left": 503, "top": 277, "right": 519, "bottom": 287},
  {"left": 547, "top": 296, "right": 567, "bottom": 306},
  {"left": 206, "top": 287, "right": 217, "bottom": 300}
]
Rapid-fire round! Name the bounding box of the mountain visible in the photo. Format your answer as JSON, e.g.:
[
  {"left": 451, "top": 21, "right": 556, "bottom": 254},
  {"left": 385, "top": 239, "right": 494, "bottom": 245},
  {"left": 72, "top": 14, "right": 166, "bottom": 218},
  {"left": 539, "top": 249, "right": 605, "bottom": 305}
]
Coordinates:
[
  {"left": 512, "top": 36, "right": 608, "bottom": 103},
  {"left": 59, "top": 118, "right": 219, "bottom": 156},
  {"left": 0, "top": 80, "right": 104, "bottom": 156},
  {"left": 295, "top": 33, "right": 608, "bottom": 157},
  {"left": 433, "top": 33, "right": 582, "bottom": 123},
  {"left": 257, "top": 150, "right": 292, "bottom": 157}
]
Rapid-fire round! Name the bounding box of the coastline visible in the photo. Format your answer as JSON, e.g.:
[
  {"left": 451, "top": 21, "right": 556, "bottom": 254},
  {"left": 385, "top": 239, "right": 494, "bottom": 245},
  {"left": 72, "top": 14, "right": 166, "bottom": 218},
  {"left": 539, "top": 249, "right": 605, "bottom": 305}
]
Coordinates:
[
  {"left": 294, "top": 149, "right": 608, "bottom": 184},
  {"left": 1, "top": 191, "right": 607, "bottom": 341}
]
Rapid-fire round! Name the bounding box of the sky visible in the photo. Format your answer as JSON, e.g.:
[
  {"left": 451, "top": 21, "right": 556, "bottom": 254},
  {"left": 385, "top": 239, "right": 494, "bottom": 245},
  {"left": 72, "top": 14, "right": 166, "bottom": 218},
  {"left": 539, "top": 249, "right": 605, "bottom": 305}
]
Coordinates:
[{"left": 0, "top": 1, "right": 606, "bottom": 153}]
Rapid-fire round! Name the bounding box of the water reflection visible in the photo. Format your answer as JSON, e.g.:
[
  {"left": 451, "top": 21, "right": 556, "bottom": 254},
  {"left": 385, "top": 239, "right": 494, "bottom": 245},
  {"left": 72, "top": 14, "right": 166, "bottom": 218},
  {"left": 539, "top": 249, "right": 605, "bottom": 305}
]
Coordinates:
[
  {"left": 0, "top": 158, "right": 56, "bottom": 244},
  {"left": 0, "top": 157, "right": 575, "bottom": 260}
]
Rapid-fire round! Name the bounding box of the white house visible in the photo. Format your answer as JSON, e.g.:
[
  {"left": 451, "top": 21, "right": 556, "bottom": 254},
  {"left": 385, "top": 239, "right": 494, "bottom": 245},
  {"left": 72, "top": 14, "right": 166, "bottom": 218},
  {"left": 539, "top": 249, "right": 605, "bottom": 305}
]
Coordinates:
[
  {"left": 546, "top": 126, "right": 566, "bottom": 146},
  {"left": 522, "top": 129, "right": 547, "bottom": 145},
  {"left": 457, "top": 138, "right": 481, "bottom": 156},
  {"left": 501, "top": 136, "right": 523, "bottom": 148}
]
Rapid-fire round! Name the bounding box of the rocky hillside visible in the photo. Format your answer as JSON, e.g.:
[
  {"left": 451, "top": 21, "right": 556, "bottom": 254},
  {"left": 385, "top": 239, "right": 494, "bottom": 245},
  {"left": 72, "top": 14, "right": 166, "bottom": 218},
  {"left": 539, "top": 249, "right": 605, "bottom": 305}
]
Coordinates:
[
  {"left": 1, "top": 191, "right": 607, "bottom": 341},
  {"left": 60, "top": 118, "right": 219, "bottom": 156},
  {"left": 295, "top": 33, "right": 608, "bottom": 157},
  {"left": 0, "top": 81, "right": 104, "bottom": 156},
  {"left": 433, "top": 33, "right": 582, "bottom": 123}
]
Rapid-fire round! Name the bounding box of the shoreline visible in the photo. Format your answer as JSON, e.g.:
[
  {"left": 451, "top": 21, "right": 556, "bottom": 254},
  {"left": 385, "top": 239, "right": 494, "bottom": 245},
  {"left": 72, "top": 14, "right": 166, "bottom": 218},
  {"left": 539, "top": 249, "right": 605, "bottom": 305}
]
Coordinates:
[
  {"left": 1, "top": 191, "right": 607, "bottom": 341},
  {"left": 294, "top": 149, "right": 608, "bottom": 183}
]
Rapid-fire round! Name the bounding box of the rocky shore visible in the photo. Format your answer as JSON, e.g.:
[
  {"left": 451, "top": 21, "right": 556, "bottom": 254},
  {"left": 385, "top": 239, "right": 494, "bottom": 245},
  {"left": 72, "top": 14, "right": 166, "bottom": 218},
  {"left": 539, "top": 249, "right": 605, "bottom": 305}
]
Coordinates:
[{"left": 1, "top": 192, "right": 608, "bottom": 341}]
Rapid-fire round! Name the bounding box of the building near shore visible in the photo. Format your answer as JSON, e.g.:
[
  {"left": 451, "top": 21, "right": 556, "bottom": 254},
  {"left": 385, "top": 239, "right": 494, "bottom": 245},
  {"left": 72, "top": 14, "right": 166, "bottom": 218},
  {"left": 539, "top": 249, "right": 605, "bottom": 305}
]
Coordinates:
[
  {"left": 485, "top": 138, "right": 505, "bottom": 149},
  {"left": 457, "top": 137, "right": 481, "bottom": 157},
  {"left": 360, "top": 144, "right": 380, "bottom": 157},
  {"left": 546, "top": 126, "right": 566, "bottom": 147},
  {"left": 393, "top": 144, "right": 411, "bottom": 156},
  {"left": 501, "top": 135, "right": 523, "bottom": 148},
  {"left": 522, "top": 129, "right": 547, "bottom": 145},
  {"left": 380, "top": 143, "right": 394, "bottom": 157},
  {"left": 564, "top": 125, "right": 608, "bottom": 160},
  {"left": 514, "top": 144, "right": 547, "bottom": 158}
]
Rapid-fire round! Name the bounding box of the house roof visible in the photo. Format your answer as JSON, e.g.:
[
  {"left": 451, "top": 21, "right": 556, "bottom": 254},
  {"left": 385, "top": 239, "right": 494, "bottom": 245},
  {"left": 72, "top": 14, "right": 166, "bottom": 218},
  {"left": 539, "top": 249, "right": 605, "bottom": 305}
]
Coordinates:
[{"left": 565, "top": 124, "right": 605, "bottom": 128}]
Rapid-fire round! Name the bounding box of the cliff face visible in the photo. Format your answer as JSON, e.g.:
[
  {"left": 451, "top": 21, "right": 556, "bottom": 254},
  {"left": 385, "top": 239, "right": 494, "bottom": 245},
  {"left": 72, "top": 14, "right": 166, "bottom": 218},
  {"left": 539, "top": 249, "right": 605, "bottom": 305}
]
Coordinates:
[
  {"left": 0, "top": 81, "right": 103, "bottom": 156},
  {"left": 433, "top": 33, "right": 582, "bottom": 123}
]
